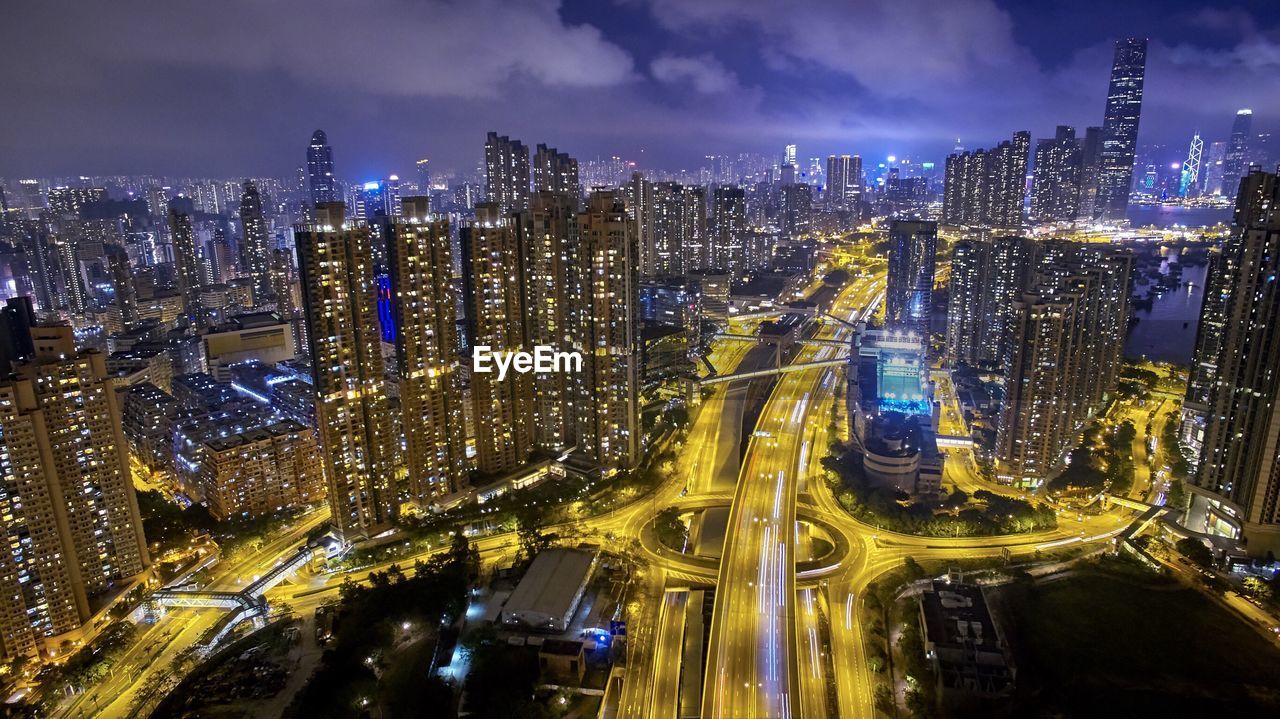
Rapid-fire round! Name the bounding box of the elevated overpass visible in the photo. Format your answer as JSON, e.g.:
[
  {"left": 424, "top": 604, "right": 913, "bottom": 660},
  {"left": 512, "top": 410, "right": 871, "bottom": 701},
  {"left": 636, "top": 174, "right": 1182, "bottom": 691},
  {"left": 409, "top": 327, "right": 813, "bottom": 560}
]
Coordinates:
[
  {"left": 729, "top": 305, "right": 861, "bottom": 329},
  {"left": 714, "top": 332, "right": 851, "bottom": 349}
]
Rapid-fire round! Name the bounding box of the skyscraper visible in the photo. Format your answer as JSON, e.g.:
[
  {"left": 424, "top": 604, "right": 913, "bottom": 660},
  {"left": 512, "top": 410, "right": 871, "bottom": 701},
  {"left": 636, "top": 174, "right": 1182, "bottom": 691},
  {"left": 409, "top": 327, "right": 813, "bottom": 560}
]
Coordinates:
[
  {"left": 1075, "top": 126, "right": 1105, "bottom": 218},
  {"left": 885, "top": 220, "right": 938, "bottom": 335},
  {"left": 1186, "top": 169, "right": 1280, "bottom": 553},
  {"left": 306, "top": 130, "right": 338, "bottom": 210},
  {"left": 388, "top": 198, "right": 468, "bottom": 503},
  {"left": 627, "top": 173, "right": 657, "bottom": 275},
  {"left": 0, "top": 324, "right": 149, "bottom": 660},
  {"left": 995, "top": 243, "right": 1133, "bottom": 486},
  {"left": 105, "top": 244, "right": 140, "bottom": 330},
  {"left": 169, "top": 208, "right": 202, "bottom": 321},
  {"left": 711, "top": 186, "right": 747, "bottom": 274},
  {"left": 945, "top": 239, "right": 989, "bottom": 365},
  {"left": 825, "top": 154, "right": 862, "bottom": 210},
  {"left": 652, "top": 182, "right": 707, "bottom": 274},
  {"left": 533, "top": 144, "right": 580, "bottom": 198},
  {"left": 574, "top": 190, "right": 639, "bottom": 473},
  {"left": 1096, "top": 38, "right": 1148, "bottom": 220},
  {"left": 484, "top": 132, "right": 531, "bottom": 215},
  {"left": 942, "top": 131, "right": 1029, "bottom": 228},
  {"left": 523, "top": 191, "right": 580, "bottom": 452},
  {"left": 238, "top": 180, "right": 271, "bottom": 295},
  {"left": 1180, "top": 132, "right": 1204, "bottom": 197},
  {"left": 462, "top": 203, "right": 534, "bottom": 476},
  {"left": 295, "top": 203, "right": 398, "bottom": 540},
  {"left": 1030, "top": 126, "right": 1083, "bottom": 223},
  {"left": 1221, "top": 109, "right": 1253, "bottom": 198}
]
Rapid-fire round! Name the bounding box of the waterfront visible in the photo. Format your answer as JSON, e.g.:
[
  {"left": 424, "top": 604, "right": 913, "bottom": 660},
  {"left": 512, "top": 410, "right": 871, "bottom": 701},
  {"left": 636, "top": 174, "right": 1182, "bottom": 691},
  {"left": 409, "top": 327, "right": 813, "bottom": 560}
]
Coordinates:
[
  {"left": 1125, "top": 262, "right": 1207, "bottom": 364},
  {"left": 1127, "top": 204, "right": 1232, "bottom": 230}
]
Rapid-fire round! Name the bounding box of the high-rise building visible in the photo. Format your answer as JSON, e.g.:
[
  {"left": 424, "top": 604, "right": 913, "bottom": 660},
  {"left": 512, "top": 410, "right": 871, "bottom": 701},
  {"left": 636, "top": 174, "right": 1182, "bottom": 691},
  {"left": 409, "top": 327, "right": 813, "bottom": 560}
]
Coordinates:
[
  {"left": 1202, "top": 140, "right": 1228, "bottom": 196},
  {"left": 168, "top": 208, "right": 202, "bottom": 321},
  {"left": 1096, "top": 38, "right": 1148, "bottom": 220},
  {"left": 105, "top": 244, "right": 140, "bottom": 329},
  {"left": 942, "top": 131, "right": 1029, "bottom": 228},
  {"left": 945, "top": 239, "right": 989, "bottom": 365},
  {"left": 306, "top": 130, "right": 338, "bottom": 210},
  {"left": 484, "top": 132, "right": 531, "bottom": 215},
  {"left": 1221, "top": 109, "right": 1253, "bottom": 198},
  {"left": 710, "top": 186, "right": 747, "bottom": 274},
  {"left": 627, "top": 173, "right": 657, "bottom": 275},
  {"left": 1180, "top": 132, "right": 1205, "bottom": 197},
  {"left": 387, "top": 198, "right": 468, "bottom": 503},
  {"left": 1186, "top": 170, "right": 1280, "bottom": 553},
  {"left": 652, "top": 182, "right": 707, "bottom": 274},
  {"left": 238, "top": 180, "right": 271, "bottom": 295},
  {"left": 574, "top": 191, "right": 639, "bottom": 473},
  {"left": 462, "top": 203, "right": 534, "bottom": 476},
  {"left": 0, "top": 325, "right": 149, "bottom": 660},
  {"left": 522, "top": 191, "right": 580, "bottom": 452},
  {"left": 295, "top": 203, "right": 398, "bottom": 541},
  {"left": 1030, "top": 126, "right": 1083, "bottom": 222},
  {"left": 779, "top": 182, "right": 813, "bottom": 239},
  {"left": 885, "top": 220, "right": 938, "bottom": 336},
  {"left": 1075, "top": 126, "right": 1105, "bottom": 218},
  {"left": 995, "top": 243, "right": 1133, "bottom": 486},
  {"left": 533, "top": 144, "right": 580, "bottom": 198},
  {"left": 825, "top": 154, "right": 862, "bottom": 210}
]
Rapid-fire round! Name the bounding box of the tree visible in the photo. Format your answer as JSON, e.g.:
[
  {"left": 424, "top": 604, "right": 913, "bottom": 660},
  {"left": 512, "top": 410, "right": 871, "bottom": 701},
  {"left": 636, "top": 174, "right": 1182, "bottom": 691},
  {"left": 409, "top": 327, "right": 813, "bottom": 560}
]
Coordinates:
[
  {"left": 653, "top": 507, "right": 689, "bottom": 551},
  {"left": 1243, "top": 576, "right": 1273, "bottom": 600},
  {"left": 1176, "top": 537, "right": 1214, "bottom": 568}
]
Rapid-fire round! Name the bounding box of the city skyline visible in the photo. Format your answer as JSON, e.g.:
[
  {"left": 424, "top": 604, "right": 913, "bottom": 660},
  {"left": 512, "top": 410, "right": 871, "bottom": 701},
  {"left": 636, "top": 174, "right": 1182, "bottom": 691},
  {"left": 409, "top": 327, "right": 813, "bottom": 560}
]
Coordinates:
[{"left": 2, "top": 1, "right": 1279, "bottom": 177}]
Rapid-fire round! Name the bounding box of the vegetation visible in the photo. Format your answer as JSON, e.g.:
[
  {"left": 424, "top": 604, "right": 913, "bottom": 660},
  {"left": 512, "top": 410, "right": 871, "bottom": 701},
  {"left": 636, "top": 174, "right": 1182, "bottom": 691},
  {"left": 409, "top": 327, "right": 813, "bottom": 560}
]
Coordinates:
[
  {"left": 1049, "top": 420, "right": 1136, "bottom": 497},
  {"left": 653, "top": 506, "right": 689, "bottom": 551},
  {"left": 1176, "top": 537, "right": 1214, "bottom": 568},
  {"left": 823, "top": 448, "right": 1056, "bottom": 537}
]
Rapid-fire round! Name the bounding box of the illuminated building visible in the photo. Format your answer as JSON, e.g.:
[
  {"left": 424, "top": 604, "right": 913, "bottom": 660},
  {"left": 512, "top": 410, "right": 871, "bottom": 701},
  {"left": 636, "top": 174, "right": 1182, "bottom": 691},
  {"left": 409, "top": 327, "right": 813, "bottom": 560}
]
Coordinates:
[
  {"left": 105, "top": 243, "right": 140, "bottom": 329},
  {"left": 1075, "top": 126, "right": 1104, "bottom": 218},
  {"left": 388, "top": 197, "right": 468, "bottom": 502},
  {"left": 1186, "top": 170, "right": 1280, "bottom": 553},
  {"left": 574, "top": 190, "right": 639, "bottom": 472},
  {"left": 626, "top": 172, "right": 656, "bottom": 275},
  {"left": 1030, "top": 126, "right": 1083, "bottom": 222},
  {"left": 122, "top": 381, "right": 179, "bottom": 476},
  {"left": 652, "top": 182, "right": 707, "bottom": 274},
  {"left": 0, "top": 324, "right": 150, "bottom": 660},
  {"left": 201, "top": 312, "right": 296, "bottom": 382},
  {"left": 710, "top": 186, "right": 746, "bottom": 274},
  {"left": 295, "top": 202, "right": 398, "bottom": 541},
  {"left": 533, "top": 144, "right": 579, "bottom": 198},
  {"left": 1096, "top": 38, "right": 1147, "bottom": 220},
  {"left": 522, "top": 191, "right": 580, "bottom": 452},
  {"left": 825, "top": 154, "right": 862, "bottom": 210},
  {"left": 485, "top": 132, "right": 531, "bottom": 215},
  {"left": 947, "top": 236, "right": 1038, "bottom": 369},
  {"left": 885, "top": 220, "right": 937, "bottom": 336},
  {"left": 1222, "top": 109, "right": 1253, "bottom": 198},
  {"left": 168, "top": 208, "right": 202, "bottom": 321},
  {"left": 945, "top": 239, "right": 988, "bottom": 365},
  {"left": 238, "top": 180, "right": 271, "bottom": 294},
  {"left": 942, "top": 131, "right": 1029, "bottom": 228},
  {"left": 462, "top": 202, "right": 534, "bottom": 475},
  {"left": 198, "top": 419, "right": 325, "bottom": 521},
  {"left": 306, "top": 129, "right": 338, "bottom": 209},
  {"left": 995, "top": 242, "right": 1133, "bottom": 486}
]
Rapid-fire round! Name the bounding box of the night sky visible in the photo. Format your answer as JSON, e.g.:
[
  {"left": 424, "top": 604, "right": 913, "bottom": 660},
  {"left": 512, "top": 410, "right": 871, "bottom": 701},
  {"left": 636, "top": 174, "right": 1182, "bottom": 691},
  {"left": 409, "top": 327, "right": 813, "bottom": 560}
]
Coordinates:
[{"left": 2, "top": 0, "right": 1276, "bottom": 180}]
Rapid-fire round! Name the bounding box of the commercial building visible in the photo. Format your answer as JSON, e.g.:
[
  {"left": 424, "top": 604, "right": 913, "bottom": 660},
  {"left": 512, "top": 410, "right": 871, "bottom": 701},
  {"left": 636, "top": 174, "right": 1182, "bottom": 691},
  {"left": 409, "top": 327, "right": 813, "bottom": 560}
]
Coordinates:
[
  {"left": 501, "top": 549, "right": 596, "bottom": 632},
  {"left": 201, "top": 312, "right": 296, "bottom": 382},
  {"left": 0, "top": 325, "right": 150, "bottom": 660},
  {"left": 295, "top": 202, "right": 398, "bottom": 541},
  {"left": 1095, "top": 38, "right": 1148, "bottom": 220},
  {"left": 918, "top": 577, "right": 1015, "bottom": 700}
]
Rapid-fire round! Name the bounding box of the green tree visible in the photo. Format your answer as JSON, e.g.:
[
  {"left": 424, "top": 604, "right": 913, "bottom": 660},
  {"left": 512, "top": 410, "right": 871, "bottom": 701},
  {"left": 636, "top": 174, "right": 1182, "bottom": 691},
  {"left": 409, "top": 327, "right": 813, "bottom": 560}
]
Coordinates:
[{"left": 1176, "top": 537, "right": 1214, "bottom": 568}]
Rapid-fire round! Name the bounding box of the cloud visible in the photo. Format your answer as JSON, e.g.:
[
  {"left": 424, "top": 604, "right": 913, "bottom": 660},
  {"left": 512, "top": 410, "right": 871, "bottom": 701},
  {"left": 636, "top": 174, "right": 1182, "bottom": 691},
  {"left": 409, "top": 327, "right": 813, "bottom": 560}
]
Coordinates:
[
  {"left": 0, "top": 0, "right": 636, "bottom": 100},
  {"left": 650, "top": 53, "right": 738, "bottom": 94}
]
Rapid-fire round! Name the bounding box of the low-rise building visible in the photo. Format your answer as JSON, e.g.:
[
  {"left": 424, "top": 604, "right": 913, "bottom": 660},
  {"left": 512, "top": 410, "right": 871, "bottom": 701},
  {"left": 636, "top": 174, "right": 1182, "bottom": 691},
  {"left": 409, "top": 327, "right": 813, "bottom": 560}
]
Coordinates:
[
  {"left": 202, "top": 312, "right": 295, "bottom": 381},
  {"left": 918, "top": 578, "right": 1014, "bottom": 700},
  {"left": 501, "top": 549, "right": 596, "bottom": 632}
]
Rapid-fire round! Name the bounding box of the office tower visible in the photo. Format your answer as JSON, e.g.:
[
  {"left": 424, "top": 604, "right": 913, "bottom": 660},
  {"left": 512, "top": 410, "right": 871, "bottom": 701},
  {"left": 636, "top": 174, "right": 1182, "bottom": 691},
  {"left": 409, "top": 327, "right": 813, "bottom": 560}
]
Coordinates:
[
  {"left": 295, "top": 203, "right": 398, "bottom": 541},
  {"left": 1030, "top": 126, "right": 1083, "bottom": 222},
  {"left": 0, "top": 325, "right": 149, "bottom": 660},
  {"left": 784, "top": 144, "right": 797, "bottom": 167},
  {"left": 238, "top": 180, "right": 271, "bottom": 295},
  {"left": 1202, "top": 140, "right": 1228, "bottom": 196},
  {"left": 995, "top": 243, "right": 1133, "bottom": 486},
  {"left": 522, "top": 191, "right": 580, "bottom": 452},
  {"left": 711, "top": 186, "right": 747, "bottom": 274},
  {"left": 387, "top": 198, "right": 468, "bottom": 503},
  {"left": 105, "top": 244, "right": 140, "bottom": 329},
  {"left": 885, "top": 220, "right": 938, "bottom": 335},
  {"left": 462, "top": 203, "right": 534, "bottom": 476},
  {"left": 1222, "top": 109, "right": 1253, "bottom": 198},
  {"left": 1186, "top": 170, "right": 1280, "bottom": 552},
  {"left": 1096, "top": 38, "right": 1148, "bottom": 220},
  {"left": 945, "top": 239, "right": 989, "bottom": 365},
  {"left": 306, "top": 129, "right": 339, "bottom": 209},
  {"left": 484, "top": 132, "right": 531, "bottom": 215},
  {"left": 1075, "top": 126, "right": 1104, "bottom": 218},
  {"left": 652, "top": 182, "right": 707, "bottom": 274},
  {"left": 1180, "top": 132, "right": 1205, "bottom": 197},
  {"left": 825, "top": 154, "right": 858, "bottom": 210},
  {"left": 627, "top": 173, "right": 657, "bottom": 275},
  {"left": 942, "top": 131, "right": 1029, "bottom": 228},
  {"left": 574, "top": 190, "right": 639, "bottom": 472},
  {"left": 533, "top": 144, "right": 580, "bottom": 198},
  {"left": 168, "top": 208, "right": 201, "bottom": 321},
  {"left": 415, "top": 158, "right": 430, "bottom": 194}
]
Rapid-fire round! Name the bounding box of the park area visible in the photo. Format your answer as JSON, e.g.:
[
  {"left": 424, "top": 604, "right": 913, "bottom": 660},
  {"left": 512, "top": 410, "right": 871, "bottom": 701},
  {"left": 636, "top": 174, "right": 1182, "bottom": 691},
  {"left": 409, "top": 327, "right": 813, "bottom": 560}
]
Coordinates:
[{"left": 992, "top": 558, "right": 1280, "bottom": 716}]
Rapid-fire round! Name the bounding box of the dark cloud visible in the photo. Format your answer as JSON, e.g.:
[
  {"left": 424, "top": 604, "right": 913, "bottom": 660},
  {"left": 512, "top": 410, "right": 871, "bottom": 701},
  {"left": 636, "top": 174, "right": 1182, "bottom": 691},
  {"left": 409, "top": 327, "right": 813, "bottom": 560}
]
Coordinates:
[{"left": 0, "top": 0, "right": 1275, "bottom": 178}]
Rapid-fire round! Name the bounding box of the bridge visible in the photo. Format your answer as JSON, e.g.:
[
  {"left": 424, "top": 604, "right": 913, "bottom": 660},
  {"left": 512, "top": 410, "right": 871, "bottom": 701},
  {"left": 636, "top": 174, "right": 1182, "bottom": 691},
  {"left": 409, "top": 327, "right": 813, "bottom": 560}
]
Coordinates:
[
  {"left": 713, "top": 332, "right": 851, "bottom": 349},
  {"left": 697, "top": 358, "right": 851, "bottom": 386},
  {"left": 729, "top": 306, "right": 861, "bottom": 329}
]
